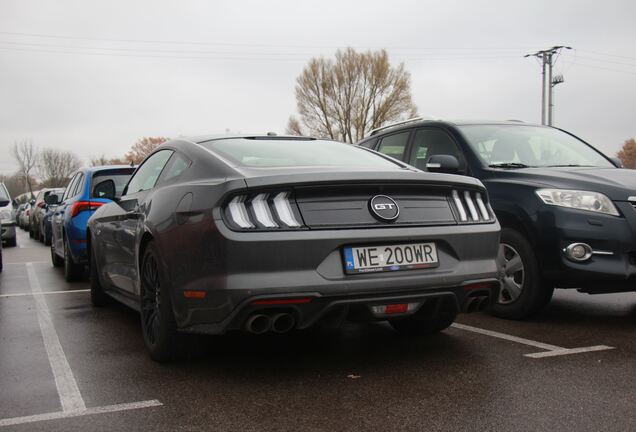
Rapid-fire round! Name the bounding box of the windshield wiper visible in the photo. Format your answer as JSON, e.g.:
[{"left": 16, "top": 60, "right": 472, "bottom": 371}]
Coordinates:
[
  {"left": 544, "top": 164, "right": 595, "bottom": 167},
  {"left": 488, "top": 162, "right": 531, "bottom": 169}
]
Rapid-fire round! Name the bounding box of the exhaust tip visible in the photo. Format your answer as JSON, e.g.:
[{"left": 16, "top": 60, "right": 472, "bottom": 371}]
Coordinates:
[
  {"left": 245, "top": 314, "right": 271, "bottom": 334},
  {"left": 271, "top": 313, "right": 296, "bottom": 334}
]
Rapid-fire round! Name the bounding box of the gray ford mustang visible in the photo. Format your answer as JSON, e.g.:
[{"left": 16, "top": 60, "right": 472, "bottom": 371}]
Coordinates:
[{"left": 87, "top": 134, "right": 500, "bottom": 361}]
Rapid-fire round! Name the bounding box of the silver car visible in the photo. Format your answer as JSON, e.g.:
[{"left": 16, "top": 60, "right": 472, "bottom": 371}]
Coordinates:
[{"left": 0, "top": 183, "right": 16, "bottom": 247}]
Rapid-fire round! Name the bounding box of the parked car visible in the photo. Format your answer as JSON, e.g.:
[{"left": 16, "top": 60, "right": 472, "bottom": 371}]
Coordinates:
[
  {"left": 357, "top": 119, "right": 636, "bottom": 319},
  {"left": 29, "top": 189, "right": 59, "bottom": 240},
  {"left": 0, "top": 183, "right": 17, "bottom": 247},
  {"left": 15, "top": 204, "right": 25, "bottom": 226},
  {"left": 20, "top": 203, "right": 32, "bottom": 230},
  {"left": 37, "top": 188, "right": 64, "bottom": 246},
  {"left": 39, "top": 188, "right": 65, "bottom": 245},
  {"left": 87, "top": 135, "right": 501, "bottom": 361},
  {"left": 51, "top": 166, "right": 135, "bottom": 281}
]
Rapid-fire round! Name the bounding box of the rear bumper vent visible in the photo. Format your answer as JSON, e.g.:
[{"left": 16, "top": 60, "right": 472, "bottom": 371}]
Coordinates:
[{"left": 451, "top": 190, "right": 493, "bottom": 223}]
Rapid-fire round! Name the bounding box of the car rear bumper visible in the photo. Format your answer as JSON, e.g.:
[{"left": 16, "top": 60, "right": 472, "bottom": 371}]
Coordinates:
[{"left": 166, "top": 221, "right": 501, "bottom": 334}]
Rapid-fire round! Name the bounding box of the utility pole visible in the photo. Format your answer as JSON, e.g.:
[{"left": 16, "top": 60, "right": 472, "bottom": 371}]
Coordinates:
[{"left": 525, "top": 46, "right": 571, "bottom": 126}]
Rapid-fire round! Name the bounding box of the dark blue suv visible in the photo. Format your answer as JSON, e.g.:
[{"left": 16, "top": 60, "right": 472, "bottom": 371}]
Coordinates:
[
  {"left": 358, "top": 119, "right": 633, "bottom": 319},
  {"left": 51, "top": 166, "right": 135, "bottom": 281}
]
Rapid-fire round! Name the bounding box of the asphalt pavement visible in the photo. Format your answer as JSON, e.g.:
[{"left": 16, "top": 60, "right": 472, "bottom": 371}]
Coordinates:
[{"left": 1, "top": 228, "right": 635, "bottom": 432}]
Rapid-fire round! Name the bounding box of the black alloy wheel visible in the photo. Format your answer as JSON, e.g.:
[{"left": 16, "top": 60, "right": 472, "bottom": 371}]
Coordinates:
[{"left": 140, "top": 242, "right": 180, "bottom": 362}]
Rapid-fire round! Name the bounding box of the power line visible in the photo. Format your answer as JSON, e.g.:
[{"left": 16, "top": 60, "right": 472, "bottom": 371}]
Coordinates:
[{"left": 0, "top": 30, "right": 538, "bottom": 52}]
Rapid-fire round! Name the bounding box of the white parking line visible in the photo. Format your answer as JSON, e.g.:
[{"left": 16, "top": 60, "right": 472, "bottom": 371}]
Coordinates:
[
  {"left": 452, "top": 323, "right": 615, "bottom": 358},
  {"left": 0, "top": 289, "right": 90, "bottom": 299},
  {"left": 0, "top": 263, "right": 162, "bottom": 428},
  {"left": 26, "top": 262, "right": 86, "bottom": 412},
  {"left": 0, "top": 400, "right": 162, "bottom": 427}
]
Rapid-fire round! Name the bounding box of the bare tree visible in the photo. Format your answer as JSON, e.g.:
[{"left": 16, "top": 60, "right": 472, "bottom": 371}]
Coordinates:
[
  {"left": 287, "top": 48, "right": 417, "bottom": 143},
  {"left": 12, "top": 139, "right": 39, "bottom": 197},
  {"left": 90, "top": 155, "right": 128, "bottom": 166},
  {"left": 38, "top": 149, "right": 81, "bottom": 187},
  {"left": 125, "top": 137, "right": 170, "bottom": 164}
]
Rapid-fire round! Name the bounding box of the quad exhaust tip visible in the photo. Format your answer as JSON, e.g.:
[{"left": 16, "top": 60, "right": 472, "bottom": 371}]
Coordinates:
[
  {"left": 271, "top": 313, "right": 296, "bottom": 334},
  {"left": 245, "top": 313, "right": 296, "bottom": 334},
  {"left": 245, "top": 314, "right": 271, "bottom": 334}
]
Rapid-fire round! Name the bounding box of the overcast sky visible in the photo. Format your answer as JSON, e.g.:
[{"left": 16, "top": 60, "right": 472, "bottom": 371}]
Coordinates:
[{"left": 1, "top": 0, "right": 635, "bottom": 174}]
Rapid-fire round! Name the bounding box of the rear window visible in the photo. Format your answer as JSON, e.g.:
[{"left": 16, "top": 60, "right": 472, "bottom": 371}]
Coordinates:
[
  {"left": 92, "top": 169, "right": 135, "bottom": 198},
  {"left": 201, "top": 138, "right": 401, "bottom": 169}
]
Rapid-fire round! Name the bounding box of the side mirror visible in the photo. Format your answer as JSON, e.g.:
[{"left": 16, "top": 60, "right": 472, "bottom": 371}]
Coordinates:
[
  {"left": 93, "top": 179, "right": 117, "bottom": 201},
  {"left": 29, "top": 199, "right": 35, "bottom": 205},
  {"left": 610, "top": 157, "right": 624, "bottom": 168},
  {"left": 45, "top": 194, "right": 60, "bottom": 206},
  {"left": 425, "top": 155, "right": 460, "bottom": 174}
]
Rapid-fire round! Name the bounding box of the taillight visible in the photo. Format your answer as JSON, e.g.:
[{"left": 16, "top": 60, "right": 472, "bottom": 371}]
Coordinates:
[
  {"left": 37, "top": 202, "right": 46, "bottom": 208},
  {"left": 451, "top": 190, "right": 494, "bottom": 223},
  {"left": 70, "top": 201, "right": 104, "bottom": 218},
  {"left": 224, "top": 191, "right": 304, "bottom": 230},
  {"left": 26, "top": 209, "right": 30, "bottom": 216}
]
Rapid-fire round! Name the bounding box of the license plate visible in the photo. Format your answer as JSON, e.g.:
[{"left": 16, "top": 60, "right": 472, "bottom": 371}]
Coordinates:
[{"left": 343, "top": 242, "right": 439, "bottom": 274}]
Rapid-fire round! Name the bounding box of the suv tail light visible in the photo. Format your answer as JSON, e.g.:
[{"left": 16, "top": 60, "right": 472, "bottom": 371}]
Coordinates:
[
  {"left": 70, "top": 201, "right": 104, "bottom": 218},
  {"left": 224, "top": 192, "right": 304, "bottom": 230},
  {"left": 451, "top": 190, "right": 493, "bottom": 223}
]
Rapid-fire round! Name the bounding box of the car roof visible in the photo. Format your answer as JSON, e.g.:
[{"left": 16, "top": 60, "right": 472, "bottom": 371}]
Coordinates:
[
  {"left": 366, "top": 119, "right": 549, "bottom": 137},
  {"left": 186, "top": 134, "right": 320, "bottom": 144}
]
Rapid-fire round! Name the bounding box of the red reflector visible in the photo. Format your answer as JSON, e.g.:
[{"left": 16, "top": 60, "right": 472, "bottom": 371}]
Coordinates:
[
  {"left": 183, "top": 291, "right": 206, "bottom": 299},
  {"left": 70, "top": 201, "right": 104, "bottom": 218},
  {"left": 463, "top": 282, "right": 496, "bottom": 292},
  {"left": 385, "top": 304, "right": 409, "bottom": 314},
  {"left": 251, "top": 298, "right": 312, "bottom": 306}
]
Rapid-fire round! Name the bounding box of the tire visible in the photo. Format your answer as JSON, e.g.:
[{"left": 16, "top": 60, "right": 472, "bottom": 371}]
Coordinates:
[
  {"left": 389, "top": 312, "right": 457, "bottom": 336},
  {"left": 140, "top": 242, "right": 180, "bottom": 362},
  {"left": 63, "top": 237, "right": 84, "bottom": 282},
  {"left": 29, "top": 227, "right": 34, "bottom": 238},
  {"left": 44, "top": 232, "right": 51, "bottom": 246},
  {"left": 490, "top": 228, "right": 554, "bottom": 320},
  {"left": 89, "top": 244, "right": 109, "bottom": 307},
  {"left": 51, "top": 243, "right": 64, "bottom": 267},
  {"left": 5, "top": 237, "right": 17, "bottom": 247}
]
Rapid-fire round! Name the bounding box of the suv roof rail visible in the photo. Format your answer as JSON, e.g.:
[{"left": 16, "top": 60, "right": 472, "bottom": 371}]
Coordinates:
[{"left": 369, "top": 117, "right": 429, "bottom": 136}]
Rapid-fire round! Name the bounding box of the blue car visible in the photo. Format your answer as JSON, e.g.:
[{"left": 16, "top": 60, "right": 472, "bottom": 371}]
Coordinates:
[{"left": 51, "top": 166, "right": 135, "bottom": 281}]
